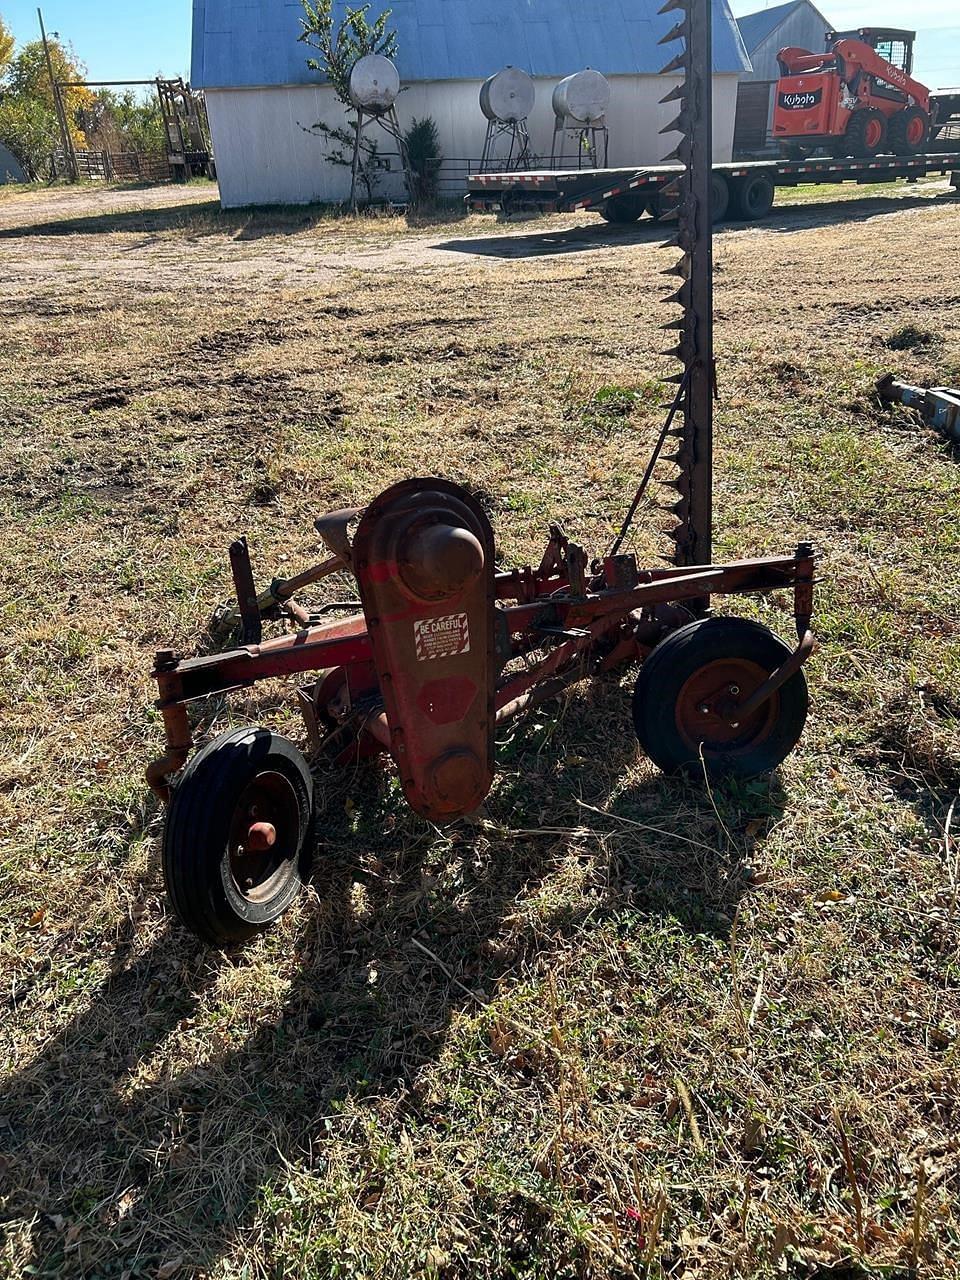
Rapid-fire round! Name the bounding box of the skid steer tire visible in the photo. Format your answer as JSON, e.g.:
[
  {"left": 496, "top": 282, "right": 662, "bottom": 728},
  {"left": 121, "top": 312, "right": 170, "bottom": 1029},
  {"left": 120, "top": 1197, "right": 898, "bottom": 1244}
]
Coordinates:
[
  {"left": 888, "top": 107, "right": 929, "bottom": 156},
  {"left": 844, "top": 109, "right": 888, "bottom": 158}
]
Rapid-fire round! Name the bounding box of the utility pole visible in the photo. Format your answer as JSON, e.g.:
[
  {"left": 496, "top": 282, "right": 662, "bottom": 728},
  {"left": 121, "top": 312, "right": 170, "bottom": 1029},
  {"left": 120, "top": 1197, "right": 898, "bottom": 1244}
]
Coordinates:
[{"left": 38, "top": 7, "right": 77, "bottom": 181}]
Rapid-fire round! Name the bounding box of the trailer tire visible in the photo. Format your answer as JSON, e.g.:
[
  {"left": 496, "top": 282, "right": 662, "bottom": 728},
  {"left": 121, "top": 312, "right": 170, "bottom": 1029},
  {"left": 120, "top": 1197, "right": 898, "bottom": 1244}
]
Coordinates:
[
  {"left": 162, "top": 727, "right": 314, "bottom": 946},
  {"left": 631, "top": 617, "right": 808, "bottom": 780},
  {"left": 600, "top": 194, "right": 643, "bottom": 224},
  {"left": 646, "top": 188, "right": 678, "bottom": 221},
  {"left": 711, "top": 173, "right": 730, "bottom": 223},
  {"left": 731, "top": 174, "right": 775, "bottom": 221},
  {"left": 844, "top": 108, "right": 888, "bottom": 158},
  {"left": 888, "top": 106, "right": 929, "bottom": 155}
]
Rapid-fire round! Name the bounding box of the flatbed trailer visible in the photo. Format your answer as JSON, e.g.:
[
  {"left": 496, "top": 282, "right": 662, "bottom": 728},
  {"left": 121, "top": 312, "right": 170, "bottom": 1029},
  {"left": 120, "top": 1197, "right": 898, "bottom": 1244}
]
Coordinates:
[{"left": 466, "top": 153, "right": 960, "bottom": 223}]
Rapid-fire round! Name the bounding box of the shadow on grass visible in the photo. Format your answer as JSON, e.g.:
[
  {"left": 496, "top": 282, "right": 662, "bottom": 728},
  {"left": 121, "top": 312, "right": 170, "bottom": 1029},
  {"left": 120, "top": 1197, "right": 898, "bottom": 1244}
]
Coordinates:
[
  {"left": 0, "top": 197, "right": 475, "bottom": 244},
  {"left": 2, "top": 683, "right": 787, "bottom": 1275},
  {"left": 436, "top": 189, "right": 959, "bottom": 260}
]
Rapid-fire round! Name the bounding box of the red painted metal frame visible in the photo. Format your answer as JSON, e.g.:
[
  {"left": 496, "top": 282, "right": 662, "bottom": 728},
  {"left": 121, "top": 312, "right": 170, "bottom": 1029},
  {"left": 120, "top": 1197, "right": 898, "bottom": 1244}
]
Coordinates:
[{"left": 148, "top": 514, "right": 816, "bottom": 807}]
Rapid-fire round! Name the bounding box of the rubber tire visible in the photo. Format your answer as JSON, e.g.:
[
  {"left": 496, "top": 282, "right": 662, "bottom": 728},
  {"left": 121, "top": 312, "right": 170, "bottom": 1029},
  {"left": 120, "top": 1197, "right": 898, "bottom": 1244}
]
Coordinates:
[
  {"left": 162, "top": 727, "right": 314, "bottom": 946},
  {"left": 646, "top": 188, "right": 677, "bottom": 221},
  {"left": 731, "top": 174, "right": 775, "bottom": 221},
  {"left": 888, "top": 106, "right": 929, "bottom": 156},
  {"left": 844, "top": 108, "right": 888, "bottom": 158},
  {"left": 600, "top": 194, "right": 643, "bottom": 224},
  {"left": 632, "top": 617, "right": 809, "bottom": 780},
  {"left": 711, "top": 173, "right": 730, "bottom": 223}
]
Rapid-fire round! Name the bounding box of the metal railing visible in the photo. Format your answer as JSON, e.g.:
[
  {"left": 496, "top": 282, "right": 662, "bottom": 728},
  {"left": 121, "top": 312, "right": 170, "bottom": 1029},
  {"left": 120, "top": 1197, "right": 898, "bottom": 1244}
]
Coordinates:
[{"left": 50, "top": 148, "right": 172, "bottom": 183}]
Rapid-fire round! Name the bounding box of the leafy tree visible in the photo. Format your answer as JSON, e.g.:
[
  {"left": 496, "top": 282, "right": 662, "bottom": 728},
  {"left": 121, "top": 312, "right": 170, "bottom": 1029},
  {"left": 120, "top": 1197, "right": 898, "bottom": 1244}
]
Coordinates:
[
  {"left": 0, "top": 33, "right": 94, "bottom": 174},
  {"left": 299, "top": 0, "right": 397, "bottom": 102},
  {"left": 4, "top": 38, "right": 93, "bottom": 147},
  {"left": 0, "top": 16, "right": 14, "bottom": 72},
  {"left": 81, "top": 89, "right": 166, "bottom": 156},
  {"left": 298, "top": 0, "right": 399, "bottom": 205},
  {"left": 0, "top": 97, "right": 56, "bottom": 178}
]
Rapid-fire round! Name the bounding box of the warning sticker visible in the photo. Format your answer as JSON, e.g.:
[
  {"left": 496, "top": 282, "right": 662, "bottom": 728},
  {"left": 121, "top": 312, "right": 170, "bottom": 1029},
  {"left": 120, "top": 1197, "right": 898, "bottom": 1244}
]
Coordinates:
[{"left": 414, "top": 613, "right": 470, "bottom": 661}]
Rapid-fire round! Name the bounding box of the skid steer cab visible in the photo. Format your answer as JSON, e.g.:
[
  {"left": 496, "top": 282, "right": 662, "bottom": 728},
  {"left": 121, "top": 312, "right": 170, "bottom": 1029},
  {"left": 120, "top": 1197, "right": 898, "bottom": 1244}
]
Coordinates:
[
  {"left": 147, "top": 477, "right": 817, "bottom": 948},
  {"left": 773, "top": 27, "right": 932, "bottom": 159}
]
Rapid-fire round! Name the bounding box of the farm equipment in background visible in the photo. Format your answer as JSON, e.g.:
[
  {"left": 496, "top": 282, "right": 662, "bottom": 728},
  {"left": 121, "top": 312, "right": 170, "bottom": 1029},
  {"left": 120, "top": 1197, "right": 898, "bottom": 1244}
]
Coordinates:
[
  {"left": 774, "top": 28, "right": 933, "bottom": 159},
  {"left": 931, "top": 90, "right": 960, "bottom": 143},
  {"left": 877, "top": 374, "right": 960, "bottom": 442},
  {"left": 146, "top": 0, "right": 818, "bottom": 947}
]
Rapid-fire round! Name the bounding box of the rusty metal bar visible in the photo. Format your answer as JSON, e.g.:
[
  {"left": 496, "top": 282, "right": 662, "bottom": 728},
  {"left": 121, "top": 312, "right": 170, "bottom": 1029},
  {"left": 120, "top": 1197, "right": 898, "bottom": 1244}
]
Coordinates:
[
  {"left": 725, "top": 628, "right": 814, "bottom": 726},
  {"left": 154, "top": 614, "right": 371, "bottom": 705},
  {"left": 229, "top": 538, "right": 261, "bottom": 646},
  {"left": 145, "top": 651, "right": 194, "bottom": 800}
]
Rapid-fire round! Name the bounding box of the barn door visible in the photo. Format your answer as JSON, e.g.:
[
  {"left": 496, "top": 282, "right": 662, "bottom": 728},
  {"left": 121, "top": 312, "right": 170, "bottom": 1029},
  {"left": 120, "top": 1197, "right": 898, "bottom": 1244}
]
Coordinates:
[{"left": 733, "top": 82, "right": 773, "bottom": 157}]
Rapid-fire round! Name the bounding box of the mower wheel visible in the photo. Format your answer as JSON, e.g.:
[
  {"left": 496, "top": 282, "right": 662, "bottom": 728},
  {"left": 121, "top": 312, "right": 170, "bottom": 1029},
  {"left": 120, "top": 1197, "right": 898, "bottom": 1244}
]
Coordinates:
[
  {"left": 844, "top": 108, "right": 888, "bottom": 158},
  {"left": 730, "top": 174, "right": 775, "bottom": 221},
  {"left": 631, "top": 617, "right": 808, "bottom": 780},
  {"left": 888, "top": 106, "right": 929, "bottom": 155},
  {"left": 600, "top": 194, "right": 644, "bottom": 224},
  {"left": 162, "top": 727, "right": 314, "bottom": 946}
]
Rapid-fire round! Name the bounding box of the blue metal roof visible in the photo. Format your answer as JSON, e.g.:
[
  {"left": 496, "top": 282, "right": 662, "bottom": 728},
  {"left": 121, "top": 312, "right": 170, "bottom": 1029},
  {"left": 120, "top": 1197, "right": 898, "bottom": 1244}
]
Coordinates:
[
  {"left": 192, "top": 0, "right": 751, "bottom": 89},
  {"left": 736, "top": 1, "right": 800, "bottom": 53}
]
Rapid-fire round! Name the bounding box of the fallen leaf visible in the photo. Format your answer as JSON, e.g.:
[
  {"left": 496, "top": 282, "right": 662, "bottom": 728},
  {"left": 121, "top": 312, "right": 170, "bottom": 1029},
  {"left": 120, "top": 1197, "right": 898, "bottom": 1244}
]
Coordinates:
[
  {"left": 816, "top": 889, "right": 845, "bottom": 903},
  {"left": 27, "top": 908, "right": 45, "bottom": 928}
]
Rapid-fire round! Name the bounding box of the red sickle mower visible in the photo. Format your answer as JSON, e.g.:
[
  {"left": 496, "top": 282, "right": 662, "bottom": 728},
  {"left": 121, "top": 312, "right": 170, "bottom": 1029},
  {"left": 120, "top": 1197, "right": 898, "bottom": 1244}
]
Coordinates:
[{"left": 146, "top": 0, "right": 818, "bottom": 947}]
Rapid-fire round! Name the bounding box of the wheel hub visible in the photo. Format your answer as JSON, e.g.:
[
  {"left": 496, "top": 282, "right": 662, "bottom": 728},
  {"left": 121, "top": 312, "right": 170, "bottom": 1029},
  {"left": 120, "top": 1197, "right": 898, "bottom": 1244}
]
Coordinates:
[
  {"left": 228, "top": 770, "right": 300, "bottom": 902},
  {"left": 676, "top": 658, "right": 778, "bottom": 753}
]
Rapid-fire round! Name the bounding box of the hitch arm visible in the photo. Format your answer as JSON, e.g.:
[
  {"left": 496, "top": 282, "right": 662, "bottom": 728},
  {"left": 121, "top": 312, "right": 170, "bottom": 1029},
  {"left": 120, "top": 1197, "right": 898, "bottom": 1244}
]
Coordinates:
[{"left": 723, "top": 541, "right": 817, "bottom": 726}]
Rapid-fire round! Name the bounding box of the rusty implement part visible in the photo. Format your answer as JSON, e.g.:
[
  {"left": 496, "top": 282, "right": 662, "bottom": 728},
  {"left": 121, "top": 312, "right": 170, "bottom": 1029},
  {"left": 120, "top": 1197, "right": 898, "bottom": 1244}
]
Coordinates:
[
  {"left": 724, "top": 628, "right": 814, "bottom": 726},
  {"left": 719, "top": 541, "right": 817, "bottom": 726},
  {"left": 272, "top": 556, "right": 345, "bottom": 603},
  {"left": 297, "top": 660, "right": 381, "bottom": 761},
  {"left": 146, "top": 650, "right": 194, "bottom": 801},
  {"left": 877, "top": 373, "right": 960, "bottom": 442},
  {"left": 352, "top": 479, "right": 496, "bottom": 823},
  {"left": 212, "top": 543, "right": 345, "bottom": 647},
  {"left": 314, "top": 507, "right": 364, "bottom": 567},
  {"left": 230, "top": 538, "right": 262, "bottom": 646},
  {"left": 658, "top": 0, "right": 714, "bottom": 583}
]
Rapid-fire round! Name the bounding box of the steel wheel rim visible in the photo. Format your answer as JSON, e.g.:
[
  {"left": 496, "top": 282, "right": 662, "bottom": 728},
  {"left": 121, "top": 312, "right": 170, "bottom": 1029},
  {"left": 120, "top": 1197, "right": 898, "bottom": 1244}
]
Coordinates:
[
  {"left": 906, "top": 115, "right": 924, "bottom": 145},
  {"left": 675, "top": 657, "right": 779, "bottom": 756},
  {"left": 865, "top": 118, "right": 883, "bottom": 149},
  {"left": 227, "top": 770, "right": 300, "bottom": 903}
]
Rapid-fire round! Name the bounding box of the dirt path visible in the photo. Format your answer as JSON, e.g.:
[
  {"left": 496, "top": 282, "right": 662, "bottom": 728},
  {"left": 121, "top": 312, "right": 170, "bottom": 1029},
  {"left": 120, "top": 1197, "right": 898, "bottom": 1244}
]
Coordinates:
[
  {"left": 0, "top": 179, "right": 221, "bottom": 227},
  {"left": 0, "top": 178, "right": 956, "bottom": 300}
]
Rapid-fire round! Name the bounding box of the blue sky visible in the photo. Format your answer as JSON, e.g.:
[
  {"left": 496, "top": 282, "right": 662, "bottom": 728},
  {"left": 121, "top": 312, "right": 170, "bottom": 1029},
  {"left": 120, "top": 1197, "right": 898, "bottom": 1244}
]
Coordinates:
[
  {"left": 3, "top": 1, "right": 958, "bottom": 88},
  {"left": 3, "top": 2, "right": 192, "bottom": 84}
]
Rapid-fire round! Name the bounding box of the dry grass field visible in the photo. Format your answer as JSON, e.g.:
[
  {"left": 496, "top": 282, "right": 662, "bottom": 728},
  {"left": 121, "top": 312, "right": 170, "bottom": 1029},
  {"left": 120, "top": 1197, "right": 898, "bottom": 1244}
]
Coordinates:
[{"left": 1, "top": 176, "right": 959, "bottom": 1279}]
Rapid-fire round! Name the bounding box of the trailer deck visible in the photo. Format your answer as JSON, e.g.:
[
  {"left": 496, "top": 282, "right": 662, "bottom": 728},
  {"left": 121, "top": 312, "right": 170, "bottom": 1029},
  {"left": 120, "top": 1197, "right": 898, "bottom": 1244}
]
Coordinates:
[{"left": 467, "top": 153, "right": 960, "bottom": 222}]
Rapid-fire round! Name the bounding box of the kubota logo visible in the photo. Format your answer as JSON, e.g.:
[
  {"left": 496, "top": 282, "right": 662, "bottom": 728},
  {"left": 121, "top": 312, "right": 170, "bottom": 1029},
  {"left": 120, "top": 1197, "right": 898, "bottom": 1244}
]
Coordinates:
[{"left": 779, "top": 89, "right": 822, "bottom": 109}]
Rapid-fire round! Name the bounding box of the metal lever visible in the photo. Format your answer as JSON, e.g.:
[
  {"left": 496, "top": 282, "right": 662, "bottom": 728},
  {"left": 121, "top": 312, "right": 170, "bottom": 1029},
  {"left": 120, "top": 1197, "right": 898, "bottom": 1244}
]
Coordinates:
[{"left": 229, "top": 537, "right": 262, "bottom": 646}]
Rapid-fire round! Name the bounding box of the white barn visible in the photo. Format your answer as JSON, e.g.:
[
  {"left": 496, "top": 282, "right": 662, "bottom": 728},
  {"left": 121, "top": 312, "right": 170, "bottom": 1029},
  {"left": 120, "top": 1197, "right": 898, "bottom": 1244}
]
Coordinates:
[{"left": 192, "top": 0, "right": 752, "bottom": 208}]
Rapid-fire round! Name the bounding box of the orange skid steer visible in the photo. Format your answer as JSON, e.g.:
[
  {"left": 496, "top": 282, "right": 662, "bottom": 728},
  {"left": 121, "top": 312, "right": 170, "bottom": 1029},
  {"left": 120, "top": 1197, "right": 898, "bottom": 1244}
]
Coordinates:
[{"left": 773, "top": 27, "right": 931, "bottom": 159}]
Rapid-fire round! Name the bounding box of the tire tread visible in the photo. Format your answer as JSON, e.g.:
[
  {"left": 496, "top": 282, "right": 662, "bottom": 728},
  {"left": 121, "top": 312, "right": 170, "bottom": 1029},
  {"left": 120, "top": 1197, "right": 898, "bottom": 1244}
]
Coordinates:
[
  {"left": 162, "top": 728, "right": 312, "bottom": 946},
  {"left": 632, "top": 617, "right": 808, "bottom": 779}
]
